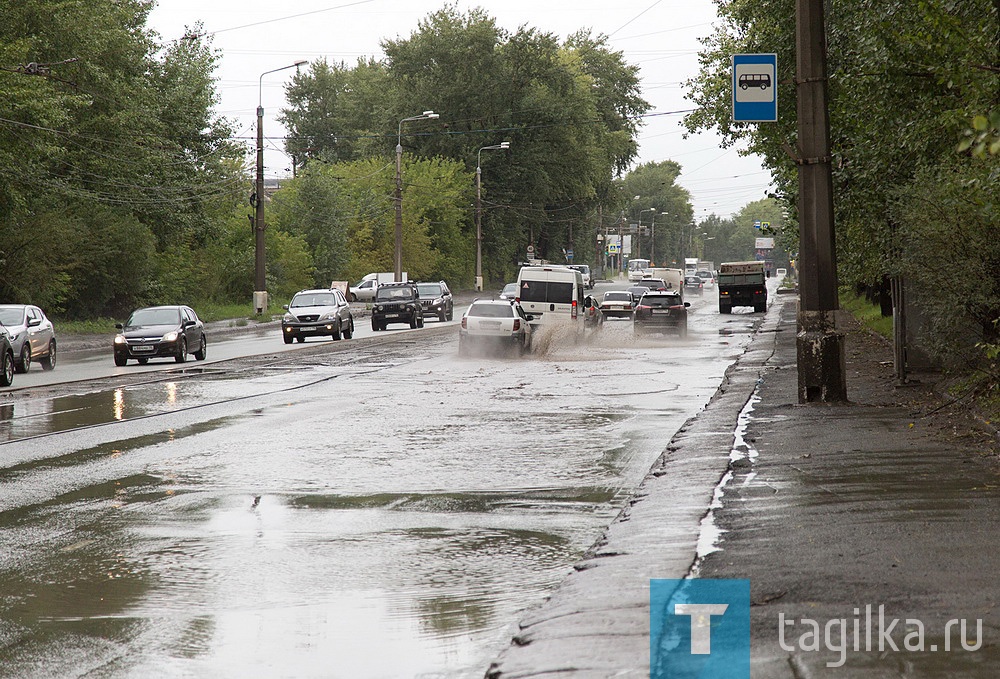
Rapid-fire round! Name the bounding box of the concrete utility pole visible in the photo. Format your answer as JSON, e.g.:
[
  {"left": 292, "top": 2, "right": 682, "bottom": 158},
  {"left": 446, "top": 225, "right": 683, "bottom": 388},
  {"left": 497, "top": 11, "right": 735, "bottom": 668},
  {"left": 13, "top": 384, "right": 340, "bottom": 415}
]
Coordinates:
[{"left": 795, "top": 0, "right": 847, "bottom": 401}]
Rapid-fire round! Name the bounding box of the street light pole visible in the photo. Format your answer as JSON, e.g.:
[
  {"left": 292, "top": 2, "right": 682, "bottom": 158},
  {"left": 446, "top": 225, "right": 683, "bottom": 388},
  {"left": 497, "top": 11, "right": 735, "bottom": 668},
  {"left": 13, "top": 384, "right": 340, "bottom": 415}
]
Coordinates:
[
  {"left": 638, "top": 208, "right": 656, "bottom": 261},
  {"left": 255, "top": 60, "right": 306, "bottom": 314},
  {"left": 395, "top": 111, "right": 439, "bottom": 282},
  {"left": 475, "top": 141, "right": 510, "bottom": 292}
]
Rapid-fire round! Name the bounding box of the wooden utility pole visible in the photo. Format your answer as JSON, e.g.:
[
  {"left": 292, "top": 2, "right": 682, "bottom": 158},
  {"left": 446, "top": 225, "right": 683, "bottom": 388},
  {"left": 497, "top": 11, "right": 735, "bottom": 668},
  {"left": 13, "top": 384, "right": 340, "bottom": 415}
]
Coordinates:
[{"left": 795, "top": 0, "right": 847, "bottom": 401}]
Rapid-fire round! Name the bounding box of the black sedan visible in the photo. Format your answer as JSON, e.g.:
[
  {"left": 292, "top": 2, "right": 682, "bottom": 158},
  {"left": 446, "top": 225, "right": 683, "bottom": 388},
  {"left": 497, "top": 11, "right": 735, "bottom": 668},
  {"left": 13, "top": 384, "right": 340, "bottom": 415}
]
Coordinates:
[
  {"left": 683, "top": 275, "right": 705, "bottom": 297},
  {"left": 114, "top": 305, "right": 207, "bottom": 366}
]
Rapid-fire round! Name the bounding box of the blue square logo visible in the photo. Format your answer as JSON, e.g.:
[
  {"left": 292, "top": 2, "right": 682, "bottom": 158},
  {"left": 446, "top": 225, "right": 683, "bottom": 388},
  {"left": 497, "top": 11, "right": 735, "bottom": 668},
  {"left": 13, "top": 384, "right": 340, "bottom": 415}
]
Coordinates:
[{"left": 650, "top": 579, "right": 750, "bottom": 679}]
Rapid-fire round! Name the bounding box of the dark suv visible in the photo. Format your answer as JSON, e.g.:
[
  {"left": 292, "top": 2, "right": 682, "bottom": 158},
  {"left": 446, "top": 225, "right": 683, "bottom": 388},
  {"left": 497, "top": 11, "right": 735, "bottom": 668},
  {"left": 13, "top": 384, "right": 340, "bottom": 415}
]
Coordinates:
[
  {"left": 372, "top": 282, "right": 424, "bottom": 331},
  {"left": 416, "top": 281, "right": 453, "bottom": 322},
  {"left": 633, "top": 291, "right": 690, "bottom": 338}
]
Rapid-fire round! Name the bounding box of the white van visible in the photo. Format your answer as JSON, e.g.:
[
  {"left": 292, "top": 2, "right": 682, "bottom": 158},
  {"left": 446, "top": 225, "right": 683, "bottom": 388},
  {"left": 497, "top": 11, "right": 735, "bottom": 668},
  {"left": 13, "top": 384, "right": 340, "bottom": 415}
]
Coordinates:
[{"left": 515, "top": 266, "right": 586, "bottom": 329}]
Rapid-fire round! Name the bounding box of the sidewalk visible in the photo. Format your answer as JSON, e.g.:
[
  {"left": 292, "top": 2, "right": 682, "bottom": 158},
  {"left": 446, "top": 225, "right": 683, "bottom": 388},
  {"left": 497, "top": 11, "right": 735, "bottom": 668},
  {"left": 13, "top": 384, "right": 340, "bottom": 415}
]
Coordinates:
[{"left": 487, "top": 290, "right": 1000, "bottom": 677}]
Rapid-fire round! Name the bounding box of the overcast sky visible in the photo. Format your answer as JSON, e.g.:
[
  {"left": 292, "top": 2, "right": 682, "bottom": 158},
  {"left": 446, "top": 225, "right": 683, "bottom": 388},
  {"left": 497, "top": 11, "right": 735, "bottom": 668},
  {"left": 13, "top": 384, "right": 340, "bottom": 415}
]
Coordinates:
[{"left": 147, "top": 0, "right": 773, "bottom": 220}]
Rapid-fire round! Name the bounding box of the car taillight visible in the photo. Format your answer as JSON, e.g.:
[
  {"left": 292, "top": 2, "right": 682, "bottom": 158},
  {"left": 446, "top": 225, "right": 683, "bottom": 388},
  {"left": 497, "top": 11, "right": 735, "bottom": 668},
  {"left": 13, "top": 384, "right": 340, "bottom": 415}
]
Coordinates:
[
  {"left": 513, "top": 319, "right": 520, "bottom": 331},
  {"left": 461, "top": 317, "right": 467, "bottom": 329},
  {"left": 636, "top": 305, "right": 651, "bottom": 312},
  {"left": 571, "top": 299, "right": 578, "bottom": 319},
  {"left": 670, "top": 305, "right": 685, "bottom": 310}
]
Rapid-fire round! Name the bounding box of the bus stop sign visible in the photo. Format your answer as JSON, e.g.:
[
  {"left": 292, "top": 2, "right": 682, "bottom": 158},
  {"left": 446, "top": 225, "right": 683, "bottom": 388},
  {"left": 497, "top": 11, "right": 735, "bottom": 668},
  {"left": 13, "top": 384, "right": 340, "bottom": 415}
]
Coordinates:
[{"left": 732, "top": 54, "right": 777, "bottom": 122}]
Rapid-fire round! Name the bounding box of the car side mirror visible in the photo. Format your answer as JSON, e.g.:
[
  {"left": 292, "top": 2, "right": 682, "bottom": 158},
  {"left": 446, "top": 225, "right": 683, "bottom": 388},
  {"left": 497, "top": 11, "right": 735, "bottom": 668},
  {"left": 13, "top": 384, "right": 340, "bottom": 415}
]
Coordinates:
[
  {"left": 183, "top": 319, "right": 195, "bottom": 328},
  {"left": 27, "top": 318, "right": 41, "bottom": 328},
  {"left": 525, "top": 314, "right": 534, "bottom": 322},
  {"left": 684, "top": 302, "right": 691, "bottom": 307},
  {"left": 115, "top": 323, "right": 124, "bottom": 330},
  {"left": 282, "top": 304, "right": 289, "bottom": 310}
]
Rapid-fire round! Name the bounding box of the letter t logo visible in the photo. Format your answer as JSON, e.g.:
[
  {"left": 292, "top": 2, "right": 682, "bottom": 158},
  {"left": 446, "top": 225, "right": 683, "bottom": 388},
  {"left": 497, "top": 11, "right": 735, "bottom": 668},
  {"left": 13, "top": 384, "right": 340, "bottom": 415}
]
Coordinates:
[{"left": 674, "top": 604, "right": 730, "bottom": 654}]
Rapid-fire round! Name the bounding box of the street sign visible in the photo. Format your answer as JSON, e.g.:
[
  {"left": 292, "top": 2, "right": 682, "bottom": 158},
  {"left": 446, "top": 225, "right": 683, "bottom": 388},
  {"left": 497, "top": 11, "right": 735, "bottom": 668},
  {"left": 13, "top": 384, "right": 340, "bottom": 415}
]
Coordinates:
[
  {"left": 566, "top": 248, "right": 574, "bottom": 261},
  {"left": 607, "top": 243, "right": 620, "bottom": 254},
  {"left": 753, "top": 220, "right": 761, "bottom": 229},
  {"left": 732, "top": 54, "right": 777, "bottom": 122},
  {"left": 526, "top": 245, "right": 535, "bottom": 260}
]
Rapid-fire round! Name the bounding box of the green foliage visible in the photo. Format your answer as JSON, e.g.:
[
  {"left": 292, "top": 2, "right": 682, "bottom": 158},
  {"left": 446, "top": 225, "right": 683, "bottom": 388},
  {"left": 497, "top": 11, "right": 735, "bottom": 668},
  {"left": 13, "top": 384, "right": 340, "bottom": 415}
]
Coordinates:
[
  {"left": 280, "top": 5, "right": 650, "bottom": 281},
  {"left": 685, "top": 0, "right": 1000, "bottom": 376},
  {"left": 840, "top": 291, "right": 893, "bottom": 339}
]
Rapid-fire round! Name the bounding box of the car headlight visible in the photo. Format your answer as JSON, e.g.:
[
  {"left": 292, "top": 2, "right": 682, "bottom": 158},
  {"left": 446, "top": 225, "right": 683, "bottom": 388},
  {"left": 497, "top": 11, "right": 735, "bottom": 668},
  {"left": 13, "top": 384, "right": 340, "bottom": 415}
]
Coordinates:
[
  {"left": 283, "top": 314, "right": 295, "bottom": 322},
  {"left": 162, "top": 331, "right": 179, "bottom": 342},
  {"left": 114, "top": 334, "right": 126, "bottom": 345},
  {"left": 320, "top": 311, "right": 336, "bottom": 321},
  {"left": 375, "top": 305, "right": 383, "bottom": 312}
]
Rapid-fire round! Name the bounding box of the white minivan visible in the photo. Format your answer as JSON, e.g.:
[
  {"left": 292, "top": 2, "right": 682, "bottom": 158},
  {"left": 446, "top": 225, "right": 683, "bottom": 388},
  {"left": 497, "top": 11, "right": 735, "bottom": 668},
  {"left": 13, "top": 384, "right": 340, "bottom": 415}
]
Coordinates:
[{"left": 515, "top": 266, "right": 586, "bottom": 331}]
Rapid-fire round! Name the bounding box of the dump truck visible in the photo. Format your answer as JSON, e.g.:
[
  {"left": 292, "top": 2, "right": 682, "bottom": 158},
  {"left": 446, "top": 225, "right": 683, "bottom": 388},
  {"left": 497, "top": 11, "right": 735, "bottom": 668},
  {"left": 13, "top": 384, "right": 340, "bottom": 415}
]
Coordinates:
[{"left": 718, "top": 261, "right": 767, "bottom": 313}]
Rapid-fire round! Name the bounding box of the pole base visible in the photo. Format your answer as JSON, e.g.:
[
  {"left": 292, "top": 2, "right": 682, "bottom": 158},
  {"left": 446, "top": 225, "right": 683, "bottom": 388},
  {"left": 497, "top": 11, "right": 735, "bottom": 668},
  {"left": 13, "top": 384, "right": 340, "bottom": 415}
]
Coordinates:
[
  {"left": 796, "top": 309, "right": 848, "bottom": 403},
  {"left": 475, "top": 276, "right": 483, "bottom": 292},
  {"left": 253, "top": 291, "right": 269, "bottom": 316}
]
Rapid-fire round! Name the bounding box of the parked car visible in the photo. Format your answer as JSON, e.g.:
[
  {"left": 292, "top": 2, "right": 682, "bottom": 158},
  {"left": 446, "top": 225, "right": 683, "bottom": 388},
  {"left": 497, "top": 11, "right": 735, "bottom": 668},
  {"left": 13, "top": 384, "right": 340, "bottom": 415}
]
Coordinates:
[
  {"left": 114, "top": 305, "right": 206, "bottom": 366},
  {"left": 0, "top": 304, "right": 57, "bottom": 372},
  {"left": 0, "top": 326, "right": 14, "bottom": 386},
  {"left": 684, "top": 275, "right": 705, "bottom": 296},
  {"left": 634, "top": 290, "right": 690, "bottom": 337},
  {"left": 371, "top": 282, "right": 423, "bottom": 330},
  {"left": 282, "top": 288, "right": 354, "bottom": 344},
  {"left": 416, "top": 281, "right": 454, "bottom": 321},
  {"left": 598, "top": 290, "right": 635, "bottom": 319},
  {"left": 567, "top": 264, "right": 594, "bottom": 289},
  {"left": 349, "top": 278, "right": 379, "bottom": 303},
  {"left": 498, "top": 282, "right": 518, "bottom": 300},
  {"left": 458, "top": 299, "right": 533, "bottom": 356}
]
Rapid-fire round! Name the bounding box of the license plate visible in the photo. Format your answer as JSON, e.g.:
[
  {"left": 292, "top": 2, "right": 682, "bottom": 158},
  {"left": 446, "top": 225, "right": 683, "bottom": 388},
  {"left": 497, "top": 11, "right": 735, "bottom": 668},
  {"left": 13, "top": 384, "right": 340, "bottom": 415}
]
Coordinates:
[
  {"left": 385, "top": 314, "right": 400, "bottom": 319},
  {"left": 652, "top": 309, "right": 671, "bottom": 314},
  {"left": 480, "top": 321, "right": 502, "bottom": 329},
  {"left": 132, "top": 345, "right": 154, "bottom": 352}
]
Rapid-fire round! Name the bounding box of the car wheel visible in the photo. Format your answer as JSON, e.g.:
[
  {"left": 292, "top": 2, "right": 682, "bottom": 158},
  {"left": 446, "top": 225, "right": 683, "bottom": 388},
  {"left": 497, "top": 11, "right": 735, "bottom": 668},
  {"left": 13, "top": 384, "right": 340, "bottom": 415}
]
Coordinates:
[
  {"left": 372, "top": 319, "right": 380, "bottom": 332},
  {"left": 720, "top": 304, "right": 732, "bottom": 314},
  {"left": 175, "top": 338, "right": 187, "bottom": 363},
  {"left": 410, "top": 316, "right": 418, "bottom": 329},
  {"left": 331, "top": 320, "right": 342, "bottom": 341},
  {"left": 446, "top": 308, "right": 454, "bottom": 321},
  {"left": 114, "top": 354, "right": 128, "bottom": 367},
  {"left": 343, "top": 318, "right": 354, "bottom": 339},
  {"left": 417, "top": 316, "right": 424, "bottom": 328},
  {"left": 0, "top": 350, "right": 14, "bottom": 386},
  {"left": 194, "top": 335, "right": 207, "bottom": 360},
  {"left": 296, "top": 336, "right": 306, "bottom": 343},
  {"left": 137, "top": 357, "right": 149, "bottom": 365},
  {"left": 754, "top": 303, "right": 766, "bottom": 313},
  {"left": 15, "top": 344, "right": 29, "bottom": 374},
  {"left": 283, "top": 333, "right": 294, "bottom": 344},
  {"left": 438, "top": 310, "right": 446, "bottom": 322},
  {"left": 39, "top": 341, "right": 56, "bottom": 371}
]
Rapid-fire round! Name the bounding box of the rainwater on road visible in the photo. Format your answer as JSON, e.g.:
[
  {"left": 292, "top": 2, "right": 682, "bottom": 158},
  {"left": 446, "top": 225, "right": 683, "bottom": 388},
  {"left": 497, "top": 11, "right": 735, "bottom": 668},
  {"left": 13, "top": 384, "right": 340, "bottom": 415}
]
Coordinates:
[{"left": 0, "top": 292, "right": 757, "bottom": 678}]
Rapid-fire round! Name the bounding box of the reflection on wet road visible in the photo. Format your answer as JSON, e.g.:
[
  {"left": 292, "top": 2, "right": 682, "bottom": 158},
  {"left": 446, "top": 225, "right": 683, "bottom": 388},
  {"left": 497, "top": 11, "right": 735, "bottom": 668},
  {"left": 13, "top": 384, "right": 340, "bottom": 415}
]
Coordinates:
[{"left": 0, "top": 296, "right": 756, "bottom": 678}]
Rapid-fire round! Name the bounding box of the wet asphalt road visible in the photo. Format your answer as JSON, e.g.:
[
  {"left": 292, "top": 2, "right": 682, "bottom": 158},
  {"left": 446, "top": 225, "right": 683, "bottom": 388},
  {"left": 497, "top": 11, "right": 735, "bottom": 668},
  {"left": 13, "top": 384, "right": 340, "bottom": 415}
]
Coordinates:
[{"left": 0, "top": 285, "right": 761, "bottom": 678}]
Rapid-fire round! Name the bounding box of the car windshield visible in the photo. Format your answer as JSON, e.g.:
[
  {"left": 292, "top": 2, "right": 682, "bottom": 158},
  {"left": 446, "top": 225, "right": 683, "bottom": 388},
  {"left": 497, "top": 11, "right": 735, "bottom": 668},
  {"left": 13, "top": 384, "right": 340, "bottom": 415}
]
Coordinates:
[
  {"left": 636, "top": 279, "right": 665, "bottom": 289},
  {"left": 468, "top": 303, "right": 513, "bottom": 318},
  {"left": 640, "top": 295, "right": 681, "bottom": 308},
  {"left": 697, "top": 271, "right": 712, "bottom": 279},
  {"left": 291, "top": 293, "right": 337, "bottom": 307},
  {"left": 603, "top": 292, "right": 631, "bottom": 302},
  {"left": 376, "top": 287, "right": 415, "bottom": 301},
  {"left": 501, "top": 283, "right": 517, "bottom": 295},
  {"left": 0, "top": 308, "right": 25, "bottom": 326},
  {"left": 686, "top": 277, "right": 701, "bottom": 284},
  {"left": 128, "top": 308, "right": 181, "bottom": 326},
  {"left": 416, "top": 284, "right": 442, "bottom": 298}
]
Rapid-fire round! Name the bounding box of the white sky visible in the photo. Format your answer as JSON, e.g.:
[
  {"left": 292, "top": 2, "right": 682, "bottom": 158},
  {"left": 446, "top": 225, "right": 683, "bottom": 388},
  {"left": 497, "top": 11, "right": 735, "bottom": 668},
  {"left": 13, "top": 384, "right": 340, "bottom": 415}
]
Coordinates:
[{"left": 147, "top": 0, "right": 773, "bottom": 220}]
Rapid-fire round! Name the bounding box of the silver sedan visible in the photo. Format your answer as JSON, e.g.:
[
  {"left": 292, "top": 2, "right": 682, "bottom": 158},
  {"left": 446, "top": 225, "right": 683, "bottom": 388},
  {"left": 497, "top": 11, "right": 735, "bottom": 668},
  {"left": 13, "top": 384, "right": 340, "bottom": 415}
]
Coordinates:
[{"left": 0, "top": 304, "right": 57, "bottom": 372}]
